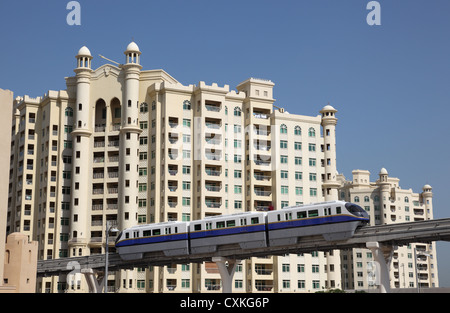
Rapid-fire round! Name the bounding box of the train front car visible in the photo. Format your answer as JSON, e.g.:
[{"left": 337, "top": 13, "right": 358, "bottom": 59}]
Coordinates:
[
  {"left": 266, "top": 200, "right": 370, "bottom": 246},
  {"left": 344, "top": 202, "right": 370, "bottom": 225}
]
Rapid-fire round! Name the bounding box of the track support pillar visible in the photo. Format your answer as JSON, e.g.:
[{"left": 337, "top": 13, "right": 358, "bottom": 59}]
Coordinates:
[
  {"left": 212, "top": 257, "right": 240, "bottom": 293},
  {"left": 366, "top": 241, "right": 394, "bottom": 293}
]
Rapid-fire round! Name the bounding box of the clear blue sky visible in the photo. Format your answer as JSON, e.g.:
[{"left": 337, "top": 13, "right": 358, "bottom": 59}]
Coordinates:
[{"left": 1, "top": 0, "right": 450, "bottom": 288}]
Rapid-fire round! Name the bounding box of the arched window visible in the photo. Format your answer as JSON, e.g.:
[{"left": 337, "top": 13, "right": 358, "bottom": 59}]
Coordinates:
[
  {"left": 280, "top": 124, "right": 287, "bottom": 134},
  {"left": 404, "top": 196, "right": 409, "bottom": 203},
  {"left": 140, "top": 102, "right": 148, "bottom": 113},
  {"left": 294, "top": 126, "right": 301, "bottom": 136},
  {"left": 65, "top": 107, "right": 73, "bottom": 117},
  {"left": 364, "top": 196, "right": 370, "bottom": 202},
  {"left": 234, "top": 107, "right": 241, "bottom": 116},
  {"left": 183, "top": 100, "right": 191, "bottom": 110},
  {"left": 374, "top": 195, "right": 379, "bottom": 202},
  {"left": 308, "top": 127, "right": 316, "bottom": 137},
  {"left": 354, "top": 196, "right": 360, "bottom": 203}
]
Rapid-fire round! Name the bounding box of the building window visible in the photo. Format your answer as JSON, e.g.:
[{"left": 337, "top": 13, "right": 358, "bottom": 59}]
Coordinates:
[
  {"left": 183, "top": 100, "right": 191, "bottom": 110},
  {"left": 140, "top": 102, "right": 148, "bottom": 112},
  {"left": 234, "top": 107, "right": 241, "bottom": 116},
  {"left": 294, "top": 126, "right": 301, "bottom": 135},
  {"left": 308, "top": 127, "right": 316, "bottom": 137},
  {"left": 280, "top": 124, "right": 287, "bottom": 134}
]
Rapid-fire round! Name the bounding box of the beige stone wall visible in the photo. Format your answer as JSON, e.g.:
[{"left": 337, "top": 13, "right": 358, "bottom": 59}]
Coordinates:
[
  {"left": 0, "top": 88, "right": 13, "bottom": 291},
  {"left": 2, "top": 233, "right": 38, "bottom": 293}
]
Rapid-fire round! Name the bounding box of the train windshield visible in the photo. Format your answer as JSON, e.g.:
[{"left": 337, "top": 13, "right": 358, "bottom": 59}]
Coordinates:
[
  {"left": 345, "top": 203, "right": 369, "bottom": 218},
  {"left": 115, "top": 231, "right": 123, "bottom": 245}
]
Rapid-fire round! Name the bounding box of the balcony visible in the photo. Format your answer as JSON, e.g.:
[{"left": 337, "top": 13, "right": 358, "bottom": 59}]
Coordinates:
[
  {"left": 255, "top": 200, "right": 272, "bottom": 212},
  {"left": 168, "top": 133, "right": 179, "bottom": 144},
  {"left": 205, "top": 166, "right": 221, "bottom": 177},
  {"left": 168, "top": 197, "right": 178, "bottom": 208},
  {"left": 95, "top": 124, "right": 106, "bottom": 132},
  {"left": 205, "top": 197, "right": 222, "bottom": 209},
  {"left": 168, "top": 181, "right": 178, "bottom": 192},
  {"left": 254, "top": 188, "right": 272, "bottom": 197},
  {"left": 255, "top": 280, "right": 274, "bottom": 292},
  {"left": 168, "top": 117, "right": 178, "bottom": 128},
  {"left": 205, "top": 102, "right": 221, "bottom": 112},
  {"left": 254, "top": 171, "right": 271, "bottom": 182},
  {"left": 254, "top": 126, "right": 271, "bottom": 136},
  {"left": 205, "top": 118, "right": 221, "bottom": 130},
  {"left": 168, "top": 149, "right": 178, "bottom": 160},
  {"left": 168, "top": 165, "right": 178, "bottom": 176},
  {"left": 205, "top": 181, "right": 221, "bottom": 192},
  {"left": 205, "top": 152, "right": 221, "bottom": 161},
  {"left": 205, "top": 134, "right": 221, "bottom": 145},
  {"left": 205, "top": 279, "right": 221, "bottom": 291},
  {"left": 254, "top": 158, "right": 271, "bottom": 166}
]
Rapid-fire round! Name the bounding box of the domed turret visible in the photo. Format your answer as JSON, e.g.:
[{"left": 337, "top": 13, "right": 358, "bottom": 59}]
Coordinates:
[
  {"left": 320, "top": 104, "right": 338, "bottom": 127},
  {"left": 76, "top": 46, "right": 92, "bottom": 69},
  {"left": 124, "top": 41, "right": 141, "bottom": 65},
  {"left": 379, "top": 167, "right": 388, "bottom": 183}
]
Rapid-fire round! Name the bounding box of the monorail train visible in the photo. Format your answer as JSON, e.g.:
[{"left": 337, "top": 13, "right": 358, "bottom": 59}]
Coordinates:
[{"left": 115, "top": 200, "right": 369, "bottom": 260}]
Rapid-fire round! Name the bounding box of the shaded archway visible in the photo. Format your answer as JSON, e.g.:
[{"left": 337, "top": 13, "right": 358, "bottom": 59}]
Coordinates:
[{"left": 95, "top": 99, "right": 106, "bottom": 132}]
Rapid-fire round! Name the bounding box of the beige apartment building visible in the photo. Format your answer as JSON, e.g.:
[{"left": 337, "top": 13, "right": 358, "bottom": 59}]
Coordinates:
[
  {"left": 5, "top": 42, "right": 438, "bottom": 293},
  {"left": 338, "top": 169, "right": 438, "bottom": 291}
]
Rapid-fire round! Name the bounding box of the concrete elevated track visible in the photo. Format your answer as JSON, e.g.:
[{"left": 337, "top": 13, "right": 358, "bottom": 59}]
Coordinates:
[{"left": 37, "top": 218, "right": 450, "bottom": 292}]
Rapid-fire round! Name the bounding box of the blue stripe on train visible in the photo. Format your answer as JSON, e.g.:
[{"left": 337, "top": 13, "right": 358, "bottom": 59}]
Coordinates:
[
  {"left": 116, "top": 233, "right": 189, "bottom": 247},
  {"left": 268, "top": 215, "right": 366, "bottom": 231},
  {"left": 190, "top": 224, "right": 266, "bottom": 239}
]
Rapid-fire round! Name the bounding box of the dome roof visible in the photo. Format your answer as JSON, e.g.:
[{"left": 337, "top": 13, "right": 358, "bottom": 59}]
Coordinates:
[
  {"left": 126, "top": 41, "right": 140, "bottom": 53},
  {"left": 379, "top": 167, "right": 388, "bottom": 175},
  {"left": 77, "top": 46, "right": 92, "bottom": 57},
  {"left": 423, "top": 184, "right": 432, "bottom": 190},
  {"left": 320, "top": 104, "right": 337, "bottom": 115}
]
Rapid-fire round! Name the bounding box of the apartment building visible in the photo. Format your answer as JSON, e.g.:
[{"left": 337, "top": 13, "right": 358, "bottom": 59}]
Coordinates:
[
  {"left": 8, "top": 42, "right": 436, "bottom": 293},
  {"left": 337, "top": 169, "right": 438, "bottom": 290}
]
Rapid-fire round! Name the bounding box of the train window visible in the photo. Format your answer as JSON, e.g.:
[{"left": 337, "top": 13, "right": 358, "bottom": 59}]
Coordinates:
[
  {"left": 143, "top": 230, "right": 151, "bottom": 236},
  {"left": 251, "top": 217, "right": 259, "bottom": 224},
  {"left": 240, "top": 218, "right": 247, "bottom": 226},
  {"left": 125, "top": 232, "right": 130, "bottom": 239},
  {"left": 152, "top": 229, "right": 161, "bottom": 236},
  {"left": 308, "top": 210, "right": 319, "bottom": 217},
  {"left": 165, "top": 227, "right": 171, "bottom": 235},
  {"left": 194, "top": 224, "right": 202, "bottom": 231},
  {"left": 277, "top": 214, "right": 281, "bottom": 222},
  {"left": 285, "top": 212, "right": 292, "bottom": 220},
  {"left": 175, "top": 227, "right": 178, "bottom": 233},
  {"left": 216, "top": 221, "right": 225, "bottom": 228},
  {"left": 297, "top": 211, "right": 307, "bottom": 219},
  {"left": 324, "top": 208, "right": 328, "bottom": 216},
  {"left": 336, "top": 207, "right": 341, "bottom": 214},
  {"left": 133, "top": 231, "right": 139, "bottom": 238},
  {"left": 206, "top": 222, "right": 212, "bottom": 230},
  {"left": 226, "top": 220, "right": 236, "bottom": 227},
  {"left": 328, "top": 208, "right": 331, "bottom": 215}
]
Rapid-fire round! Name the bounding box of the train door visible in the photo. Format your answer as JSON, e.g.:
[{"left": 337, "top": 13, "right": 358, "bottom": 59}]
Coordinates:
[{"left": 240, "top": 217, "right": 247, "bottom": 232}]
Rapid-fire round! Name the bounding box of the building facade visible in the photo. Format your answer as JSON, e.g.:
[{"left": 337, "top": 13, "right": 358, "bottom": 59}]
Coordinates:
[
  {"left": 337, "top": 169, "right": 438, "bottom": 290},
  {"left": 5, "top": 42, "right": 438, "bottom": 293}
]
